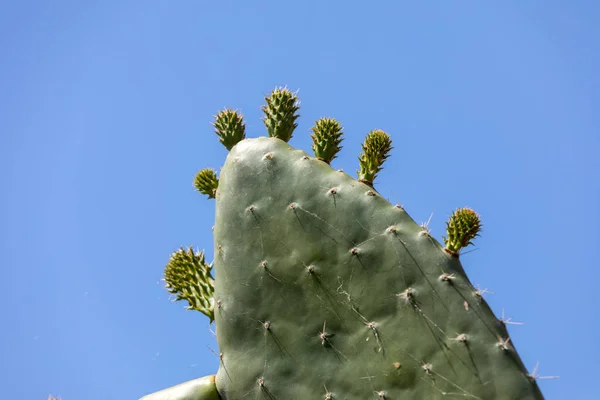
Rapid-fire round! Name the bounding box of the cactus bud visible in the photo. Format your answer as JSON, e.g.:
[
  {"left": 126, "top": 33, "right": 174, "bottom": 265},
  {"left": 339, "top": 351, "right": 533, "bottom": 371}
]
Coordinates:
[
  {"left": 164, "top": 247, "right": 215, "bottom": 322},
  {"left": 194, "top": 168, "right": 219, "bottom": 199},
  {"left": 357, "top": 129, "right": 393, "bottom": 186},
  {"left": 310, "top": 117, "right": 344, "bottom": 164},
  {"left": 213, "top": 109, "right": 246, "bottom": 150},
  {"left": 443, "top": 208, "right": 482, "bottom": 254},
  {"left": 261, "top": 87, "right": 300, "bottom": 142}
]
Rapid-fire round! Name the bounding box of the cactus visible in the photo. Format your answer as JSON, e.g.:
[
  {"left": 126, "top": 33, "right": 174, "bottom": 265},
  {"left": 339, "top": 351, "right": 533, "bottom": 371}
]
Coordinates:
[{"left": 142, "top": 88, "right": 545, "bottom": 399}]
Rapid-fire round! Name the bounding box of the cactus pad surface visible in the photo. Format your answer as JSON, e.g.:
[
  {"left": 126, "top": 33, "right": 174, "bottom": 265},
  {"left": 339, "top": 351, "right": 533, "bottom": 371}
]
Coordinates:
[{"left": 212, "top": 137, "right": 543, "bottom": 399}]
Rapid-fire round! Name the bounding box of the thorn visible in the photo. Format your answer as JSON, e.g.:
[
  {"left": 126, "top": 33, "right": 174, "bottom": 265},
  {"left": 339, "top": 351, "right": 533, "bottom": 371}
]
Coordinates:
[
  {"left": 527, "top": 361, "right": 560, "bottom": 380},
  {"left": 451, "top": 333, "right": 468, "bottom": 343},
  {"left": 500, "top": 308, "right": 524, "bottom": 326},
  {"left": 422, "top": 362, "right": 433, "bottom": 375},
  {"left": 497, "top": 337, "right": 511, "bottom": 351},
  {"left": 439, "top": 272, "right": 455, "bottom": 282}
]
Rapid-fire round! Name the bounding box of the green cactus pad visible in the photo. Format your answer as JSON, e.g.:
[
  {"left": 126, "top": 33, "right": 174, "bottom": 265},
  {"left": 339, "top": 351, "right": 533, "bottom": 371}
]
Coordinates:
[
  {"left": 164, "top": 247, "right": 215, "bottom": 322},
  {"left": 140, "top": 375, "right": 221, "bottom": 400},
  {"left": 358, "top": 129, "right": 393, "bottom": 186},
  {"left": 261, "top": 87, "right": 300, "bottom": 142},
  {"left": 443, "top": 207, "right": 483, "bottom": 255},
  {"left": 310, "top": 117, "right": 344, "bottom": 164},
  {"left": 194, "top": 168, "right": 219, "bottom": 199},
  {"left": 212, "top": 109, "right": 246, "bottom": 150},
  {"left": 213, "top": 137, "right": 542, "bottom": 399}
]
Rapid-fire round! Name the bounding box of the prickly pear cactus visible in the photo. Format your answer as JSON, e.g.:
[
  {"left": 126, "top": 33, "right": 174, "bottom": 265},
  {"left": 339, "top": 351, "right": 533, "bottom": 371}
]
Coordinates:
[{"left": 143, "top": 88, "right": 545, "bottom": 400}]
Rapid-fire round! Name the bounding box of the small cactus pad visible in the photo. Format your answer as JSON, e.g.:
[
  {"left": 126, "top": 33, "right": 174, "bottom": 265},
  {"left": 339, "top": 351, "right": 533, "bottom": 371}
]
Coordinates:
[
  {"left": 310, "top": 117, "right": 344, "bottom": 163},
  {"left": 213, "top": 137, "right": 542, "bottom": 399},
  {"left": 194, "top": 168, "right": 219, "bottom": 199},
  {"left": 140, "top": 375, "right": 220, "bottom": 400},
  {"left": 358, "top": 129, "right": 393, "bottom": 186},
  {"left": 213, "top": 109, "right": 246, "bottom": 150},
  {"left": 164, "top": 247, "right": 215, "bottom": 322},
  {"left": 443, "top": 207, "right": 482, "bottom": 255},
  {"left": 261, "top": 87, "right": 300, "bottom": 142}
]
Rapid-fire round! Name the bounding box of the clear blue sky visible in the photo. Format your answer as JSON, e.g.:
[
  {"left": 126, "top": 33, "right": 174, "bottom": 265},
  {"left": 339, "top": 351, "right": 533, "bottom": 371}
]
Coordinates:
[{"left": 1, "top": 1, "right": 598, "bottom": 399}]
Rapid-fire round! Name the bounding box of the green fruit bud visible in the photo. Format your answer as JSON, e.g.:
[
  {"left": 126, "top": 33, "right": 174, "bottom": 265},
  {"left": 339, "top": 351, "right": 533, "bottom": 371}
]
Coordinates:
[
  {"left": 443, "top": 207, "right": 482, "bottom": 254},
  {"left": 194, "top": 168, "right": 219, "bottom": 199},
  {"left": 357, "top": 129, "right": 393, "bottom": 186},
  {"left": 261, "top": 87, "right": 300, "bottom": 142},
  {"left": 164, "top": 247, "right": 215, "bottom": 322},
  {"left": 213, "top": 109, "right": 246, "bottom": 150},
  {"left": 310, "top": 117, "right": 344, "bottom": 164}
]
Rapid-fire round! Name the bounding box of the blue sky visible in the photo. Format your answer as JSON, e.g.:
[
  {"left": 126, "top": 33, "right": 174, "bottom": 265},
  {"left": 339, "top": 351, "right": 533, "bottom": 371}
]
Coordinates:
[{"left": 1, "top": 1, "right": 598, "bottom": 399}]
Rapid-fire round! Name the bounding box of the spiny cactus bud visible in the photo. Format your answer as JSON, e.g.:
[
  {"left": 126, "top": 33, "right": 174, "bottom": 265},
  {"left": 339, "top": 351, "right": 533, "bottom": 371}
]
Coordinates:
[
  {"left": 212, "top": 109, "right": 246, "bottom": 150},
  {"left": 310, "top": 117, "right": 344, "bottom": 164},
  {"left": 357, "top": 129, "right": 393, "bottom": 186},
  {"left": 443, "top": 207, "right": 482, "bottom": 255},
  {"left": 261, "top": 87, "right": 300, "bottom": 142},
  {"left": 164, "top": 247, "right": 215, "bottom": 322},
  {"left": 194, "top": 168, "right": 219, "bottom": 199}
]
